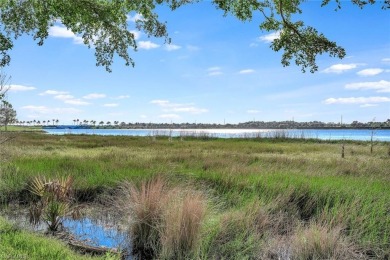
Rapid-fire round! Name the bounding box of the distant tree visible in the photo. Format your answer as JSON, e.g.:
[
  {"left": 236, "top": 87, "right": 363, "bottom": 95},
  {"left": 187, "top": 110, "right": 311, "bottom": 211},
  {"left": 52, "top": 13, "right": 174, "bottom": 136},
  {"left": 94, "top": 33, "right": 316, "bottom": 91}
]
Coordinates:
[
  {"left": 0, "top": 1, "right": 388, "bottom": 72},
  {"left": 0, "top": 102, "right": 17, "bottom": 131}
]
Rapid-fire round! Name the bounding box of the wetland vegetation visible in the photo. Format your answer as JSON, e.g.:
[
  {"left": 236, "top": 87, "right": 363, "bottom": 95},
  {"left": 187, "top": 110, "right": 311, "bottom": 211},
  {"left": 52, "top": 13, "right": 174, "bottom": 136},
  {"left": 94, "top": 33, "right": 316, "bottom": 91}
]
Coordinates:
[{"left": 0, "top": 132, "right": 389, "bottom": 259}]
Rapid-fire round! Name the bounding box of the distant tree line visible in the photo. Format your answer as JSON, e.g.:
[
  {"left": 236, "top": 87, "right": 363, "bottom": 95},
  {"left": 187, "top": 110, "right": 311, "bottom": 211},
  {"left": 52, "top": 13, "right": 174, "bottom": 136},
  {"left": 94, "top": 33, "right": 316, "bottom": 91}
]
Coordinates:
[{"left": 18, "top": 118, "right": 390, "bottom": 130}]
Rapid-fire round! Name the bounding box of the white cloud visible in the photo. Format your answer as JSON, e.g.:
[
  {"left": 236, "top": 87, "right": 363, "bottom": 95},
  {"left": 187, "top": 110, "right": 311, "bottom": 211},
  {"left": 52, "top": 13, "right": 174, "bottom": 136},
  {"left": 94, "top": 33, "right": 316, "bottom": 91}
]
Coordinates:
[
  {"left": 323, "top": 63, "right": 361, "bottom": 74},
  {"left": 207, "top": 67, "right": 223, "bottom": 76},
  {"left": 64, "top": 99, "right": 90, "bottom": 105},
  {"left": 247, "top": 110, "right": 261, "bottom": 114},
  {"left": 356, "top": 68, "right": 384, "bottom": 76},
  {"left": 249, "top": 43, "right": 258, "bottom": 47},
  {"left": 8, "top": 84, "right": 36, "bottom": 92},
  {"left": 259, "top": 31, "right": 280, "bottom": 43},
  {"left": 360, "top": 104, "right": 378, "bottom": 108},
  {"left": 208, "top": 67, "right": 221, "bottom": 71},
  {"left": 83, "top": 93, "right": 106, "bottom": 99},
  {"left": 138, "top": 41, "right": 160, "bottom": 49},
  {"left": 21, "top": 105, "right": 82, "bottom": 114},
  {"left": 127, "top": 13, "right": 144, "bottom": 22},
  {"left": 151, "top": 100, "right": 208, "bottom": 114},
  {"left": 159, "top": 114, "right": 180, "bottom": 119},
  {"left": 208, "top": 71, "right": 223, "bottom": 76},
  {"left": 345, "top": 80, "right": 390, "bottom": 93},
  {"left": 150, "top": 100, "right": 170, "bottom": 106},
  {"left": 324, "top": 96, "right": 390, "bottom": 104},
  {"left": 381, "top": 58, "right": 390, "bottom": 63},
  {"left": 169, "top": 107, "right": 208, "bottom": 114},
  {"left": 49, "top": 25, "right": 83, "bottom": 44},
  {"left": 39, "top": 90, "right": 68, "bottom": 96},
  {"left": 239, "top": 69, "right": 255, "bottom": 74},
  {"left": 165, "top": 44, "right": 181, "bottom": 51},
  {"left": 103, "top": 103, "right": 119, "bottom": 107},
  {"left": 113, "top": 95, "right": 130, "bottom": 99},
  {"left": 54, "top": 94, "right": 74, "bottom": 100},
  {"left": 129, "top": 30, "right": 141, "bottom": 40}
]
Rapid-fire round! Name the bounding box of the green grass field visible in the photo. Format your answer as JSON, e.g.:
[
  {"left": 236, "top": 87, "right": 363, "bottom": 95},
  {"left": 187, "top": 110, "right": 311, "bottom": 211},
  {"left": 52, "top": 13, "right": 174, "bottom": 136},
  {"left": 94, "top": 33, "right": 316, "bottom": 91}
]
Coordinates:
[
  {"left": 1, "top": 132, "right": 389, "bottom": 259},
  {"left": 0, "top": 125, "right": 43, "bottom": 132}
]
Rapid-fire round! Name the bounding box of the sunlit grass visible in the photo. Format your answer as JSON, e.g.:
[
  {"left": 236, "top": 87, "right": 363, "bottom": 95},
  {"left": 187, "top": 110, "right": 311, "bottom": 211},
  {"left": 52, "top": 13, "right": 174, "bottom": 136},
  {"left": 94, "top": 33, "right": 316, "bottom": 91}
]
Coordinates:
[{"left": 1, "top": 133, "right": 389, "bottom": 258}]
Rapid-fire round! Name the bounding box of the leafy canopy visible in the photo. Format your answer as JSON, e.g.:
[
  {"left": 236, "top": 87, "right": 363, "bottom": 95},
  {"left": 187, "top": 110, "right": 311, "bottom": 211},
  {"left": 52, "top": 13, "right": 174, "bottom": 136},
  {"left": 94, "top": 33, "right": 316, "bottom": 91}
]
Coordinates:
[{"left": 0, "top": 0, "right": 388, "bottom": 72}]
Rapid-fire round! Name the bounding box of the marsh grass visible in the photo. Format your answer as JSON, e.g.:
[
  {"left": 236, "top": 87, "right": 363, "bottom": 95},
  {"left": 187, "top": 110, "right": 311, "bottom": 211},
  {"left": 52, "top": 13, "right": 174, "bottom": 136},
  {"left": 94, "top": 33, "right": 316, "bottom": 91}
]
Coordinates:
[
  {"left": 116, "top": 176, "right": 207, "bottom": 259},
  {"left": 290, "top": 224, "right": 362, "bottom": 259},
  {"left": 1, "top": 133, "right": 389, "bottom": 258},
  {"left": 161, "top": 193, "right": 206, "bottom": 259}
]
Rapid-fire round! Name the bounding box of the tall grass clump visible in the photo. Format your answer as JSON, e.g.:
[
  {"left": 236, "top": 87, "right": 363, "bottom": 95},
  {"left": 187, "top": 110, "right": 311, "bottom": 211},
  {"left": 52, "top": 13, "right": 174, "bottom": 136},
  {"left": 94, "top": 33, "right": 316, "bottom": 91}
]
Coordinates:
[
  {"left": 119, "top": 176, "right": 167, "bottom": 257},
  {"left": 161, "top": 193, "right": 206, "bottom": 259},
  {"left": 116, "top": 176, "right": 207, "bottom": 259},
  {"left": 290, "top": 224, "right": 362, "bottom": 260},
  {"left": 200, "top": 201, "right": 270, "bottom": 259}
]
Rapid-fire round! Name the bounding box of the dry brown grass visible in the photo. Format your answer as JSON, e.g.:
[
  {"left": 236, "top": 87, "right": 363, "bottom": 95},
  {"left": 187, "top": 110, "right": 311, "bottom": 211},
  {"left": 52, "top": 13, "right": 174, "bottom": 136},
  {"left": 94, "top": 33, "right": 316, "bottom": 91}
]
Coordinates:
[
  {"left": 118, "top": 176, "right": 168, "bottom": 256},
  {"left": 116, "top": 176, "right": 207, "bottom": 259},
  {"left": 161, "top": 193, "right": 206, "bottom": 259},
  {"left": 290, "top": 224, "right": 362, "bottom": 260},
  {"left": 262, "top": 224, "right": 364, "bottom": 260}
]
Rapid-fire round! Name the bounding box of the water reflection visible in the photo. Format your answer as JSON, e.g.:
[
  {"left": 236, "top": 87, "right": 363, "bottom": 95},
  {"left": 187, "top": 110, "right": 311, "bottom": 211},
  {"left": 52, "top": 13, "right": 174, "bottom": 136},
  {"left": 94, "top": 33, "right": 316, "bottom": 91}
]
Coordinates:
[{"left": 1, "top": 204, "right": 131, "bottom": 256}]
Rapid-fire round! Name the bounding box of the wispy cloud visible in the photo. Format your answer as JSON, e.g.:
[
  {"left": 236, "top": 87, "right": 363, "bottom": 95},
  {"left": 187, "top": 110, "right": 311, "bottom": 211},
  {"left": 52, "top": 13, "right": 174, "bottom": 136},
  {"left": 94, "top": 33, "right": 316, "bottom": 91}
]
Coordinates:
[
  {"left": 323, "top": 63, "right": 361, "bottom": 74},
  {"left": 54, "top": 94, "right": 74, "bottom": 100},
  {"left": 360, "top": 104, "right": 378, "bottom": 108},
  {"left": 113, "top": 95, "right": 130, "bottom": 100},
  {"left": 103, "top": 103, "right": 119, "bottom": 107},
  {"left": 381, "top": 58, "right": 390, "bottom": 63},
  {"left": 64, "top": 99, "right": 90, "bottom": 105},
  {"left": 207, "top": 67, "right": 223, "bottom": 76},
  {"left": 345, "top": 80, "right": 390, "bottom": 93},
  {"left": 83, "top": 93, "right": 106, "bottom": 99},
  {"left": 165, "top": 44, "right": 181, "bottom": 51},
  {"left": 169, "top": 107, "right": 208, "bottom": 114},
  {"left": 39, "top": 90, "right": 68, "bottom": 96},
  {"left": 138, "top": 41, "right": 160, "bottom": 50},
  {"left": 258, "top": 31, "right": 280, "bottom": 43},
  {"left": 324, "top": 96, "right": 390, "bottom": 104},
  {"left": 151, "top": 100, "right": 208, "bottom": 114},
  {"left": 8, "top": 84, "right": 36, "bottom": 92},
  {"left": 49, "top": 25, "right": 83, "bottom": 44},
  {"left": 356, "top": 68, "right": 384, "bottom": 76},
  {"left": 247, "top": 110, "right": 261, "bottom": 114},
  {"left": 239, "top": 69, "right": 255, "bottom": 74}
]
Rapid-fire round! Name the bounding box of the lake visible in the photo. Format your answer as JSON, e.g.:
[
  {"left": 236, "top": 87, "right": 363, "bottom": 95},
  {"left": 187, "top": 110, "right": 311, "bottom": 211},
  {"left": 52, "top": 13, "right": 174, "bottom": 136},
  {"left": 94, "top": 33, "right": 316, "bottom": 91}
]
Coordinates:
[{"left": 44, "top": 128, "right": 390, "bottom": 142}]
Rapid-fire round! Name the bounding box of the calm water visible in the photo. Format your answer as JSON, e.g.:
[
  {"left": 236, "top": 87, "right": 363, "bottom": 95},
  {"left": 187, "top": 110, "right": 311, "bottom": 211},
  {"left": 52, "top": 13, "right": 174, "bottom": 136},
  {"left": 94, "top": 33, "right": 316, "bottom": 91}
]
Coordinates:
[{"left": 44, "top": 128, "right": 390, "bottom": 142}]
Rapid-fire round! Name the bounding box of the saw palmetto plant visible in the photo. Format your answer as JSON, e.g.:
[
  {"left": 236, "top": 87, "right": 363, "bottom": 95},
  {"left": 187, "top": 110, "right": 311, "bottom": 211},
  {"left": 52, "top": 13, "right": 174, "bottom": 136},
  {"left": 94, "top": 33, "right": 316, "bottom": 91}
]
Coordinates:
[{"left": 28, "top": 175, "right": 80, "bottom": 232}]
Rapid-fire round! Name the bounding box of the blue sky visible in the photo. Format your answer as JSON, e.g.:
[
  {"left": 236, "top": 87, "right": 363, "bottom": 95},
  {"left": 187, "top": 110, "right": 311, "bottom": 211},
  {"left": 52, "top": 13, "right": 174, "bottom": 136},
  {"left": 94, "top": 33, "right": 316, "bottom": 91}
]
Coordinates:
[{"left": 4, "top": 1, "right": 390, "bottom": 125}]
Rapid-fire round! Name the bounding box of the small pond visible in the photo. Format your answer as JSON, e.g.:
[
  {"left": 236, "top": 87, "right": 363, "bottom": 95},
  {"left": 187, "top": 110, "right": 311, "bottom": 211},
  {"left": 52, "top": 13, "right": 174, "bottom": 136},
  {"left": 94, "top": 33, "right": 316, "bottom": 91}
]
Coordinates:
[{"left": 1, "top": 204, "right": 132, "bottom": 258}]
